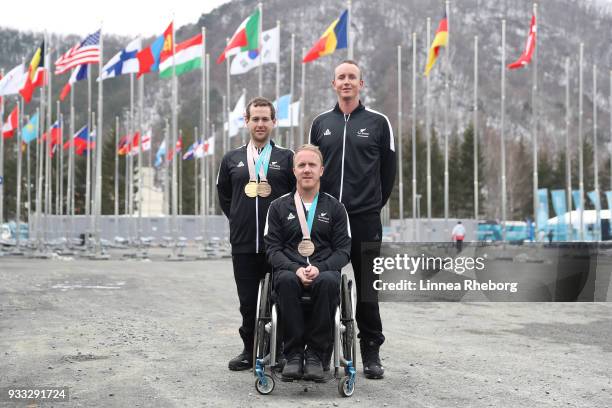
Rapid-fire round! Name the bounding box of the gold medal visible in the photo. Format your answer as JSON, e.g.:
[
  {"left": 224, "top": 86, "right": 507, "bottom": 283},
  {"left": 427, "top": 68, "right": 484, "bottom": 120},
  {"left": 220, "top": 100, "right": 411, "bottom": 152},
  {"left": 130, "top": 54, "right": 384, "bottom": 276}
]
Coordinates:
[
  {"left": 244, "top": 181, "right": 258, "bottom": 198},
  {"left": 257, "top": 181, "right": 272, "bottom": 197},
  {"left": 297, "top": 239, "right": 315, "bottom": 257}
]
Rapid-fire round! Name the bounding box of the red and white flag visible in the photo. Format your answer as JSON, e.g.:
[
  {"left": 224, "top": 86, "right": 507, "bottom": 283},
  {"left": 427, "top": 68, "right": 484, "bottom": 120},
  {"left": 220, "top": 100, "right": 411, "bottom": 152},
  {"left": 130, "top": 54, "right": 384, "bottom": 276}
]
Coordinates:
[
  {"left": 508, "top": 14, "right": 536, "bottom": 70},
  {"left": 2, "top": 104, "right": 19, "bottom": 139}
]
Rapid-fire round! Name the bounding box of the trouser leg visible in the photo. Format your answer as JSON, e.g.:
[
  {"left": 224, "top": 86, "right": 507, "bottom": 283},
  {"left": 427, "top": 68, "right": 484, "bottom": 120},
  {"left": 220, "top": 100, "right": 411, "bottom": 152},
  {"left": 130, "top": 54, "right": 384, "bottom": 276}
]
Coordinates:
[
  {"left": 274, "top": 269, "right": 304, "bottom": 356},
  {"left": 306, "top": 271, "right": 340, "bottom": 355},
  {"left": 231, "top": 253, "right": 270, "bottom": 351},
  {"left": 349, "top": 213, "right": 385, "bottom": 347}
]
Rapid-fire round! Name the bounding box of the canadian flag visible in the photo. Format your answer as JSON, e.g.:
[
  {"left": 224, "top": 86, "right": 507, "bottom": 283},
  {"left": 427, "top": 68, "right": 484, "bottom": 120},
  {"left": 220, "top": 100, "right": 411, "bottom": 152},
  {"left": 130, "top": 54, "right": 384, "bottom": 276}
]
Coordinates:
[
  {"left": 508, "top": 14, "right": 536, "bottom": 70},
  {"left": 2, "top": 104, "right": 19, "bottom": 139}
]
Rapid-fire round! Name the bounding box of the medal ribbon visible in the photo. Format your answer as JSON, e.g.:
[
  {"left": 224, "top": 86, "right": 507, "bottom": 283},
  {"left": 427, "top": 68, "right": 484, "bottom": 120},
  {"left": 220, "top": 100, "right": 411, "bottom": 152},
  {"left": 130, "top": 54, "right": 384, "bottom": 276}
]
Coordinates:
[
  {"left": 294, "top": 191, "right": 319, "bottom": 240},
  {"left": 254, "top": 143, "right": 272, "bottom": 182}
]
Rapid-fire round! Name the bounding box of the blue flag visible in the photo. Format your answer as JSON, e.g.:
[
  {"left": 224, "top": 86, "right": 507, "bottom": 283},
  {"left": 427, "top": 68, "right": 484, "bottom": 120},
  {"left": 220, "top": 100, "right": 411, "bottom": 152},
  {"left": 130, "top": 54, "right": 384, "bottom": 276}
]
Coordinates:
[
  {"left": 21, "top": 113, "right": 39, "bottom": 144},
  {"left": 537, "top": 188, "right": 549, "bottom": 231},
  {"left": 155, "top": 140, "right": 167, "bottom": 168},
  {"left": 587, "top": 191, "right": 601, "bottom": 211},
  {"left": 572, "top": 190, "right": 582, "bottom": 210}
]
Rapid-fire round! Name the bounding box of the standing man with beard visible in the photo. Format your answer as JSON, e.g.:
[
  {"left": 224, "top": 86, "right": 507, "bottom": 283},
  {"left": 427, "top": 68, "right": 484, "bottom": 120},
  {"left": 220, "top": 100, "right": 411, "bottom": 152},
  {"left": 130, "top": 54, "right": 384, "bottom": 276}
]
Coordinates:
[
  {"left": 217, "top": 97, "right": 295, "bottom": 371},
  {"left": 309, "top": 60, "right": 396, "bottom": 379}
]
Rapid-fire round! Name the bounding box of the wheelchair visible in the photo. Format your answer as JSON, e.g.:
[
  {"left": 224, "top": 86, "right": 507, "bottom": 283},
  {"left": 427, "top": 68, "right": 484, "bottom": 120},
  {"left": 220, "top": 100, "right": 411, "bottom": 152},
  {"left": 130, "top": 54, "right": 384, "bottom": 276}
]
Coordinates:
[{"left": 252, "top": 271, "right": 358, "bottom": 397}]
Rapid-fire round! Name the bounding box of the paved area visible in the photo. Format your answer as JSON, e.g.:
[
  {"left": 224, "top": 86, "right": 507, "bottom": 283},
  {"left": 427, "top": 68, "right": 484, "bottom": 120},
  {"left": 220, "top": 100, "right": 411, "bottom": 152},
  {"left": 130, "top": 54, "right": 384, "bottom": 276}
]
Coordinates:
[{"left": 0, "top": 252, "right": 610, "bottom": 407}]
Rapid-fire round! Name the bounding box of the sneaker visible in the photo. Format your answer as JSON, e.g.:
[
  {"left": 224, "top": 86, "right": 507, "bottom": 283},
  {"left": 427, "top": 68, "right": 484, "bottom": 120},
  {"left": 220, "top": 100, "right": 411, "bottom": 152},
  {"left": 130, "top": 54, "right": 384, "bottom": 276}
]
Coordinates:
[
  {"left": 361, "top": 341, "right": 384, "bottom": 379},
  {"left": 228, "top": 349, "right": 253, "bottom": 371},
  {"left": 281, "top": 353, "right": 304, "bottom": 380},
  {"left": 303, "top": 349, "right": 324, "bottom": 381}
]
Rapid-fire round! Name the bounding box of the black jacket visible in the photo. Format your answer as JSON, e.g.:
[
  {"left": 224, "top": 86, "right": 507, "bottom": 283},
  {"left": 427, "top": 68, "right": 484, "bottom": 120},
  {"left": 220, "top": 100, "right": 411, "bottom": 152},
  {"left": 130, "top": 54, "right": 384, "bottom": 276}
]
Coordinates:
[
  {"left": 217, "top": 141, "right": 295, "bottom": 254},
  {"left": 309, "top": 101, "right": 396, "bottom": 216},
  {"left": 264, "top": 190, "right": 351, "bottom": 273}
]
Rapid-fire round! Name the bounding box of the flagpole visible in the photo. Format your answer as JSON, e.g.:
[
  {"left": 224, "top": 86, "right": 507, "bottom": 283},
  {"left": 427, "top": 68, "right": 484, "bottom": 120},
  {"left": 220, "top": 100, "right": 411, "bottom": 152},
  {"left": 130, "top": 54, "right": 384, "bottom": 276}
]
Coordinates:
[
  {"left": 56, "top": 101, "right": 61, "bottom": 216},
  {"left": 532, "top": 3, "right": 539, "bottom": 237},
  {"left": 89, "top": 111, "right": 96, "bottom": 251},
  {"left": 610, "top": 69, "right": 612, "bottom": 193},
  {"left": 593, "top": 64, "right": 600, "bottom": 241},
  {"left": 501, "top": 19, "right": 507, "bottom": 242},
  {"left": 137, "top": 75, "right": 144, "bottom": 253},
  {"left": 44, "top": 38, "right": 52, "bottom": 245},
  {"left": 0, "top": 69, "right": 4, "bottom": 230},
  {"left": 115, "top": 116, "right": 119, "bottom": 238},
  {"left": 425, "top": 17, "right": 431, "bottom": 240},
  {"left": 397, "top": 45, "right": 403, "bottom": 230},
  {"left": 412, "top": 33, "right": 418, "bottom": 241},
  {"left": 163, "top": 119, "right": 169, "bottom": 218},
  {"left": 36, "top": 85, "right": 44, "bottom": 250},
  {"left": 289, "top": 34, "right": 295, "bottom": 150},
  {"left": 15, "top": 99, "right": 24, "bottom": 253},
  {"left": 69, "top": 80, "right": 75, "bottom": 245},
  {"left": 201, "top": 27, "right": 207, "bottom": 217},
  {"left": 207, "top": 54, "right": 215, "bottom": 214},
  {"left": 300, "top": 47, "right": 306, "bottom": 144},
  {"left": 194, "top": 127, "right": 199, "bottom": 216},
  {"left": 347, "top": 0, "right": 353, "bottom": 59},
  {"left": 170, "top": 21, "right": 180, "bottom": 259},
  {"left": 129, "top": 73, "right": 135, "bottom": 240},
  {"left": 211, "top": 124, "right": 216, "bottom": 215},
  {"left": 226, "top": 37, "right": 230, "bottom": 155},
  {"left": 275, "top": 20, "right": 280, "bottom": 141},
  {"left": 473, "top": 35, "right": 479, "bottom": 222},
  {"left": 27, "top": 131, "right": 31, "bottom": 238},
  {"left": 179, "top": 129, "right": 183, "bottom": 216},
  {"left": 565, "top": 58, "right": 573, "bottom": 241},
  {"left": 258, "top": 2, "right": 263, "bottom": 96},
  {"left": 86, "top": 65, "right": 92, "bottom": 220},
  {"left": 124, "top": 118, "right": 129, "bottom": 216},
  {"left": 443, "top": 0, "right": 450, "bottom": 236},
  {"left": 578, "top": 42, "right": 584, "bottom": 241}
]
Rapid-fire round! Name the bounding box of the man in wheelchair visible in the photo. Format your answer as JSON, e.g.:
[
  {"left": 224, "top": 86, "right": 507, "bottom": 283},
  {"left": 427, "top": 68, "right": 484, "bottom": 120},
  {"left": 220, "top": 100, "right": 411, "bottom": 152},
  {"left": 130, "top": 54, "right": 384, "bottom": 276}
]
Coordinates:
[{"left": 264, "top": 144, "right": 351, "bottom": 381}]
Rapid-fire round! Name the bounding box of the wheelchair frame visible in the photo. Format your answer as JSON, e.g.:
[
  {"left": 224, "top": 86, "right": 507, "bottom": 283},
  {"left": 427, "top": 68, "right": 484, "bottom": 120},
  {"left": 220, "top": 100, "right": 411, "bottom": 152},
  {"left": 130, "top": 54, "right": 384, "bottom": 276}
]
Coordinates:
[{"left": 252, "top": 272, "right": 358, "bottom": 397}]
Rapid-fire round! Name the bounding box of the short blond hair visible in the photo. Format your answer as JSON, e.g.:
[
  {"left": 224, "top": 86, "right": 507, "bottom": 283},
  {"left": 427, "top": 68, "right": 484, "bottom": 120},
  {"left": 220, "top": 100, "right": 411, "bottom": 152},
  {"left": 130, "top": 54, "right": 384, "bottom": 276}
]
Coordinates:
[{"left": 294, "top": 144, "right": 323, "bottom": 166}]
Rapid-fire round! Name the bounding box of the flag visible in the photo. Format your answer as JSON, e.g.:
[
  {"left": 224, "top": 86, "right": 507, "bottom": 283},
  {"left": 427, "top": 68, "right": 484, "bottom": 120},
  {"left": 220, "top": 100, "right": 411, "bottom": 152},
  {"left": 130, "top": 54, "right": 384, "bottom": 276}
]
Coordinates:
[
  {"left": 55, "top": 30, "right": 101, "bottom": 75},
  {"left": 59, "top": 64, "right": 88, "bottom": 102},
  {"left": 536, "top": 188, "right": 549, "bottom": 231},
  {"left": 273, "top": 94, "right": 300, "bottom": 127},
  {"left": 182, "top": 141, "right": 200, "bottom": 160},
  {"left": 217, "top": 8, "right": 260, "bottom": 64},
  {"left": 0, "top": 64, "right": 28, "bottom": 97},
  {"left": 424, "top": 13, "right": 448, "bottom": 76},
  {"left": 202, "top": 136, "right": 215, "bottom": 157},
  {"left": 42, "top": 120, "right": 62, "bottom": 157},
  {"left": 21, "top": 113, "right": 39, "bottom": 144},
  {"left": 587, "top": 191, "right": 601, "bottom": 211},
  {"left": 117, "top": 134, "right": 131, "bottom": 155},
  {"left": 128, "top": 131, "right": 152, "bottom": 155},
  {"left": 140, "top": 131, "right": 151, "bottom": 152},
  {"left": 20, "top": 41, "right": 46, "bottom": 103},
  {"left": 230, "top": 27, "right": 279, "bottom": 75},
  {"left": 155, "top": 139, "right": 167, "bottom": 167},
  {"left": 508, "top": 14, "right": 537, "bottom": 70},
  {"left": 224, "top": 92, "right": 246, "bottom": 137},
  {"left": 303, "top": 10, "right": 348, "bottom": 63},
  {"left": 2, "top": 105, "right": 19, "bottom": 139},
  {"left": 137, "top": 22, "right": 172, "bottom": 77},
  {"left": 160, "top": 33, "right": 203, "bottom": 78},
  {"left": 99, "top": 38, "right": 141, "bottom": 80},
  {"left": 572, "top": 190, "right": 582, "bottom": 210},
  {"left": 63, "top": 125, "right": 94, "bottom": 155}
]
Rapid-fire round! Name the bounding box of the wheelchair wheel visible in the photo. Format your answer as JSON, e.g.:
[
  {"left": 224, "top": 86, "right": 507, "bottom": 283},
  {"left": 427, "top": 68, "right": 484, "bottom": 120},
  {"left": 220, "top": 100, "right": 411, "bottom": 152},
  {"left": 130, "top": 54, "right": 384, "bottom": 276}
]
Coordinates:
[
  {"left": 253, "top": 273, "right": 271, "bottom": 370},
  {"left": 338, "top": 375, "right": 355, "bottom": 397},
  {"left": 255, "top": 373, "right": 275, "bottom": 395},
  {"left": 341, "top": 275, "right": 357, "bottom": 371}
]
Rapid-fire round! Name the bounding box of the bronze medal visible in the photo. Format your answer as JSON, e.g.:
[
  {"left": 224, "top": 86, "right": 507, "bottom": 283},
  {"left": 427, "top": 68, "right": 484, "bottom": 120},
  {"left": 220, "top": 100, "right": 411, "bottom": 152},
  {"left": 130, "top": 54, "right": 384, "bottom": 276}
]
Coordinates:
[
  {"left": 244, "top": 181, "right": 258, "bottom": 198},
  {"left": 257, "top": 181, "right": 272, "bottom": 197},
  {"left": 297, "top": 239, "right": 315, "bottom": 257}
]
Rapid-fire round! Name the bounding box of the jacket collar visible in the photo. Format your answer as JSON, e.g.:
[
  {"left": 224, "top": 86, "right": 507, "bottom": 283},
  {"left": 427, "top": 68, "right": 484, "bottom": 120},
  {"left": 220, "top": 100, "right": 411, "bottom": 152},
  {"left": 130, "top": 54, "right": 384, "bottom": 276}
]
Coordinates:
[{"left": 333, "top": 100, "right": 365, "bottom": 115}]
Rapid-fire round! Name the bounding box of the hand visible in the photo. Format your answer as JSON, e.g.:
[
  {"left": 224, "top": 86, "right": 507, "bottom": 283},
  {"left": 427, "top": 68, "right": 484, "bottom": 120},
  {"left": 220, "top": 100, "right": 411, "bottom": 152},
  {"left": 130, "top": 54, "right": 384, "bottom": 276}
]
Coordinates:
[
  {"left": 296, "top": 267, "right": 313, "bottom": 287},
  {"left": 304, "top": 265, "right": 320, "bottom": 281}
]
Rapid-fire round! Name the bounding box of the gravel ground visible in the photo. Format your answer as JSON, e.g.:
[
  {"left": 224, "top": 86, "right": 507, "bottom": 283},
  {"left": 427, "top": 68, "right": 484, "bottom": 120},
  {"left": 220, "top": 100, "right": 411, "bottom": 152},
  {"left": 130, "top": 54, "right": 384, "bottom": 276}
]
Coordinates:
[{"left": 0, "top": 250, "right": 610, "bottom": 407}]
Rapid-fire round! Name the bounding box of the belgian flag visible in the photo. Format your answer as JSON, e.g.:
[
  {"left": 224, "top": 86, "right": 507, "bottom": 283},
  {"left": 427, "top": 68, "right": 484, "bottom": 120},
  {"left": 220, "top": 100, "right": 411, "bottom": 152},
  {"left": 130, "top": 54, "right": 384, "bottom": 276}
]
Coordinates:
[{"left": 20, "top": 41, "right": 45, "bottom": 103}]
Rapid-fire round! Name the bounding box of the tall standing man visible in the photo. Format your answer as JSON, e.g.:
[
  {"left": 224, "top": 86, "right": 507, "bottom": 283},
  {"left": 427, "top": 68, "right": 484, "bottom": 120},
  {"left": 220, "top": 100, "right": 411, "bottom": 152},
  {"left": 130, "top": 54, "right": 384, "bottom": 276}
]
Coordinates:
[
  {"left": 310, "top": 60, "right": 396, "bottom": 379},
  {"left": 217, "top": 97, "right": 295, "bottom": 371}
]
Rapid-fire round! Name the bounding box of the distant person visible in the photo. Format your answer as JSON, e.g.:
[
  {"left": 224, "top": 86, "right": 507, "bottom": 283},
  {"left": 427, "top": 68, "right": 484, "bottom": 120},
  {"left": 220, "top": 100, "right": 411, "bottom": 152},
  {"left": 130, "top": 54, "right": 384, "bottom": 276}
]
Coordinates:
[
  {"left": 547, "top": 229, "right": 554, "bottom": 244},
  {"left": 451, "top": 221, "right": 466, "bottom": 253},
  {"left": 217, "top": 97, "right": 295, "bottom": 371}
]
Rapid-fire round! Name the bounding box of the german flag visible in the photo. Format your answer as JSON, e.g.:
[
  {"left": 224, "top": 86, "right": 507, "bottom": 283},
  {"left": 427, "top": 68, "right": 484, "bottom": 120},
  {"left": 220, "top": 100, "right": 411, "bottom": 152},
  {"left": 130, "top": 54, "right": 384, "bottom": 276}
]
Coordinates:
[
  {"left": 424, "top": 13, "right": 448, "bottom": 76},
  {"left": 20, "top": 41, "right": 46, "bottom": 103}
]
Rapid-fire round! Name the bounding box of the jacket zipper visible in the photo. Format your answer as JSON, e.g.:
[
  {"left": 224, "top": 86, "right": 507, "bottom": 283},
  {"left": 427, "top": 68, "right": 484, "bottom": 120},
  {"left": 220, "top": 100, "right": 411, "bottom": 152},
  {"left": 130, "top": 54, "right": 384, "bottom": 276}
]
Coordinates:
[
  {"left": 339, "top": 113, "right": 350, "bottom": 202},
  {"left": 255, "top": 197, "right": 259, "bottom": 253}
]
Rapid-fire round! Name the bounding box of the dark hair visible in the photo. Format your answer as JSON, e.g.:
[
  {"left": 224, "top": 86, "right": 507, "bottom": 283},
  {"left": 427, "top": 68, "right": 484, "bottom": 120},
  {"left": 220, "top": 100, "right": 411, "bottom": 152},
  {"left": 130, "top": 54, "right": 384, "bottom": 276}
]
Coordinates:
[
  {"left": 334, "top": 60, "right": 363, "bottom": 80},
  {"left": 245, "top": 97, "right": 276, "bottom": 121}
]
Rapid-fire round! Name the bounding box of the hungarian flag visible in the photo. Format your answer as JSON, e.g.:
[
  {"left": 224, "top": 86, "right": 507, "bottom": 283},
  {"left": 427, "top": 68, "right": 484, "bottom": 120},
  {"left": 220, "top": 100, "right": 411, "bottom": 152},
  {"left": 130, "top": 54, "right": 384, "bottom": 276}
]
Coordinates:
[
  {"left": 424, "top": 13, "right": 448, "bottom": 76},
  {"left": 137, "top": 22, "right": 173, "bottom": 77},
  {"left": 20, "top": 41, "right": 46, "bottom": 103},
  {"left": 303, "top": 9, "right": 348, "bottom": 63},
  {"left": 160, "top": 33, "right": 203, "bottom": 78},
  {"left": 217, "top": 8, "right": 260, "bottom": 64},
  {"left": 508, "top": 14, "right": 537, "bottom": 70},
  {"left": 2, "top": 104, "right": 19, "bottom": 139}
]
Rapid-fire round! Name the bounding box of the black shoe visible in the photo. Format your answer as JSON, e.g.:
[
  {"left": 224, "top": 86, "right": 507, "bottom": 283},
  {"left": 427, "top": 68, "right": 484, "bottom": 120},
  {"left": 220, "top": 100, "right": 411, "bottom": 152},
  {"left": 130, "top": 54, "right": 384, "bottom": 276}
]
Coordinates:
[
  {"left": 281, "top": 353, "right": 304, "bottom": 380},
  {"left": 228, "top": 349, "right": 253, "bottom": 371},
  {"left": 303, "top": 350, "right": 324, "bottom": 381},
  {"left": 361, "top": 341, "right": 384, "bottom": 379}
]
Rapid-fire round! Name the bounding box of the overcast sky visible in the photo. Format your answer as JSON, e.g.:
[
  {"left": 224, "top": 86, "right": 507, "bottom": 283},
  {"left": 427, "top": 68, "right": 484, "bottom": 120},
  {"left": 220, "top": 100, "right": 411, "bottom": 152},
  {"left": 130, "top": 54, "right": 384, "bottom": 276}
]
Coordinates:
[{"left": 1, "top": 0, "right": 232, "bottom": 37}]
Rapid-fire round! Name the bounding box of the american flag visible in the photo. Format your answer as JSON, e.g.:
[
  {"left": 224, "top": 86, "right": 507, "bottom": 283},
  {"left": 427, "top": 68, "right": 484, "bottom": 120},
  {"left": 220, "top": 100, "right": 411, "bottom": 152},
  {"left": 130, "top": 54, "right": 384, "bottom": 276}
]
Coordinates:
[{"left": 55, "top": 30, "right": 101, "bottom": 75}]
